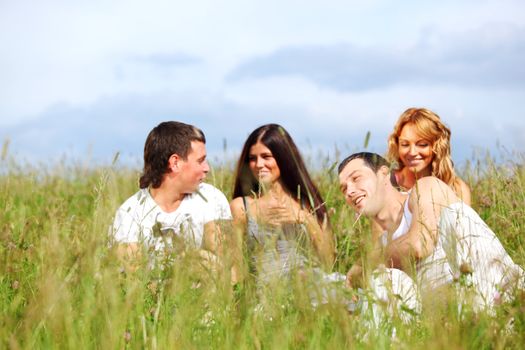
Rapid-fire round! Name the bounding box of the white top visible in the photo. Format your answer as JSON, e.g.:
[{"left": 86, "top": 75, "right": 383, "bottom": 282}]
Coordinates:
[
  {"left": 439, "top": 202, "right": 524, "bottom": 308},
  {"left": 381, "top": 197, "right": 412, "bottom": 247},
  {"left": 111, "top": 183, "right": 231, "bottom": 250},
  {"left": 383, "top": 198, "right": 524, "bottom": 309}
]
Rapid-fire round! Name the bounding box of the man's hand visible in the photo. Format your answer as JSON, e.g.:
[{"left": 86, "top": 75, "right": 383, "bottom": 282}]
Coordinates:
[
  {"left": 346, "top": 264, "right": 363, "bottom": 289},
  {"left": 116, "top": 243, "right": 141, "bottom": 273}
]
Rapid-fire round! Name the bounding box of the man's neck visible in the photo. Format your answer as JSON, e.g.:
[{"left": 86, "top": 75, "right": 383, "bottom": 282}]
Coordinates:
[
  {"left": 374, "top": 189, "right": 408, "bottom": 234},
  {"left": 149, "top": 183, "right": 187, "bottom": 213}
]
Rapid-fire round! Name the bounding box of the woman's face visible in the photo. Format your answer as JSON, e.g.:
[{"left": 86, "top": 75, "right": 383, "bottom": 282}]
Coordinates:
[
  {"left": 248, "top": 141, "right": 281, "bottom": 184},
  {"left": 397, "top": 123, "right": 434, "bottom": 175}
]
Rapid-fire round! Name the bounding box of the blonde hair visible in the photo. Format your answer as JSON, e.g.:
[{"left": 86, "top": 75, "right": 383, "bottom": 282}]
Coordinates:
[{"left": 387, "top": 107, "right": 457, "bottom": 186}]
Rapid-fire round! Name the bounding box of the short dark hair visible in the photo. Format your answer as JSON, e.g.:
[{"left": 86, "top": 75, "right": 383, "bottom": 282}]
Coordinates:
[
  {"left": 338, "top": 152, "right": 390, "bottom": 174},
  {"left": 232, "top": 124, "right": 329, "bottom": 227},
  {"left": 139, "top": 121, "right": 206, "bottom": 189}
]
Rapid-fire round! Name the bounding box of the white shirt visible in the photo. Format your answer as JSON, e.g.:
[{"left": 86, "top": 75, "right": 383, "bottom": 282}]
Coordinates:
[{"left": 111, "top": 183, "right": 231, "bottom": 251}]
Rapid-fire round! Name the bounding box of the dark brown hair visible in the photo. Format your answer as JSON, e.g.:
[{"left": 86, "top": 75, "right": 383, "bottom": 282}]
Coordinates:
[
  {"left": 232, "top": 124, "right": 328, "bottom": 227},
  {"left": 338, "top": 152, "right": 390, "bottom": 174},
  {"left": 139, "top": 121, "right": 205, "bottom": 189}
]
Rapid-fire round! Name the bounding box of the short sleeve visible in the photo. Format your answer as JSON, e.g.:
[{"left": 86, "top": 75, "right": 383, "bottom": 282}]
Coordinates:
[
  {"left": 201, "top": 185, "right": 232, "bottom": 223},
  {"left": 111, "top": 207, "right": 141, "bottom": 243},
  {"left": 213, "top": 188, "right": 232, "bottom": 220}
]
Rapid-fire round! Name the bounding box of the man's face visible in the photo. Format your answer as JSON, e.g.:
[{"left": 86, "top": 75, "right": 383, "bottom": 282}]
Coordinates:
[
  {"left": 178, "top": 141, "right": 209, "bottom": 193},
  {"left": 338, "top": 158, "right": 384, "bottom": 216}
]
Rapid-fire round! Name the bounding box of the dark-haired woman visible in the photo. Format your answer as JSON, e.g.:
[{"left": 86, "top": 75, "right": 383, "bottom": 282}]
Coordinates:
[{"left": 230, "top": 124, "right": 335, "bottom": 283}]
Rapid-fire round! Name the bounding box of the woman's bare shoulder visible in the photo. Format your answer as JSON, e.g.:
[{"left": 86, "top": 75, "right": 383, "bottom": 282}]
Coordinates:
[
  {"left": 410, "top": 176, "right": 458, "bottom": 207},
  {"left": 453, "top": 177, "right": 472, "bottom": 205},
  {"left": 230, "top": 197, "right": 247, "bottom": 218}
]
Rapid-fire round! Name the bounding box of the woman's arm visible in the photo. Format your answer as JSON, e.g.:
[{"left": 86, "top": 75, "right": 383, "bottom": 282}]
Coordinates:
[
  {"left": 301, "top": 209, "right": 336, "bottom": 269},
  {"left": 229, "top": 197, "right": 248, "bottom": 283},
  {"left": 384, "top": 177, "right": 456, "bottom": 270},
  {"left": 454, "top": 177, "right": 472, "bottom": 206}
]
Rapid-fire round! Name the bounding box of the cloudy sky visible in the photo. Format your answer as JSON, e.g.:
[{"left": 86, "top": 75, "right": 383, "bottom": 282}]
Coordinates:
[{"left": 1, "top": 0, "right": 524, "bottom": 167}]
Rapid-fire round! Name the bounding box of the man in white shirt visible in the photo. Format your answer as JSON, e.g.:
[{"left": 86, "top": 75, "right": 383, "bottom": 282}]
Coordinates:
[
  {"left": 111, "top": 121, "right": 232, "bottom": 269},
  {"left": 338, "top": 152, "right": 523, "bottom": 311}
]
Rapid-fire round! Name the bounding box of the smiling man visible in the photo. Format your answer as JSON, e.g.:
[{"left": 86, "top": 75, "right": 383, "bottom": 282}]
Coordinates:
[
  {"left": 111, "top": 121, "right": 231, "bottom": 269},
  {"left": 338, "top": 152, "right": 524, "bottom": 310}
]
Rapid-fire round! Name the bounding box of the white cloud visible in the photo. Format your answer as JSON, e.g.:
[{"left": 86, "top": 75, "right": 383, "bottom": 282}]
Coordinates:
[{"left": 228, "top": 23, "right": 525, "bottom": 91}]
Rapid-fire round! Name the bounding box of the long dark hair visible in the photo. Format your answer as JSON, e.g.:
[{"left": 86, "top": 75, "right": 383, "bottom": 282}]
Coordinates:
[{"left": 232, "top": 124, "right": 328, "bottom": 227}]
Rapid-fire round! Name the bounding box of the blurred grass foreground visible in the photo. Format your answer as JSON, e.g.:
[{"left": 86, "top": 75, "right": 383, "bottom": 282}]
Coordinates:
[{"left": 1, "top": 145, "right": 525, "bottom": 349}]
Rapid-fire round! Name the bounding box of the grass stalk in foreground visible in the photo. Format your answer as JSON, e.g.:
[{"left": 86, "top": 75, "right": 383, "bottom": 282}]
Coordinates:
[{"left": 1, "top": 152, "right": 524, "bottom": 348}]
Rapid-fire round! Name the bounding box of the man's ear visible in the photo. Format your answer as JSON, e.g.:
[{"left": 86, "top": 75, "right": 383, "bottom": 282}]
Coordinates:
[
  {"left": 168, "top": 154, "right": 182, "bottom": 173},
  {"left": 379, "top": 165, "right": 390, "bottom": 178}
]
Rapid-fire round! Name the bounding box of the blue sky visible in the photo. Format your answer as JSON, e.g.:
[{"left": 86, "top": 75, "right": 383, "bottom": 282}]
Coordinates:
[{"left": 1, "top": 0, "right": 524, "bottom": 167}]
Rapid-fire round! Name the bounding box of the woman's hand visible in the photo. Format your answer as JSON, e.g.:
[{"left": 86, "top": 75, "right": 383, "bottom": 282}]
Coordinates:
[{"left": 257, "top": 196, "right": 304, "bottom": 227}]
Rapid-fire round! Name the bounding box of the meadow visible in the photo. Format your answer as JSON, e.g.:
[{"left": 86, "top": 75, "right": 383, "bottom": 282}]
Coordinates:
[{"left": 1, "top": 146, "right": 525, "bottom": 349}]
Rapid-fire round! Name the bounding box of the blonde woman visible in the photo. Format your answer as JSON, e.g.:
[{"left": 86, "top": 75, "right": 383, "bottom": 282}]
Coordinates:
[
  {"left": 369, "top": 108, "right": 472, "bottom": 260},
  {"left": 386, "top": 107, "right": 471, "bottom": 204}
]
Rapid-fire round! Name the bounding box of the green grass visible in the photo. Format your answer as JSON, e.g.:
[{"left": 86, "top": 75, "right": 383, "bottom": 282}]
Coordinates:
[{"left": 1, "top": 151, "right": 524, "bottom": 349}]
